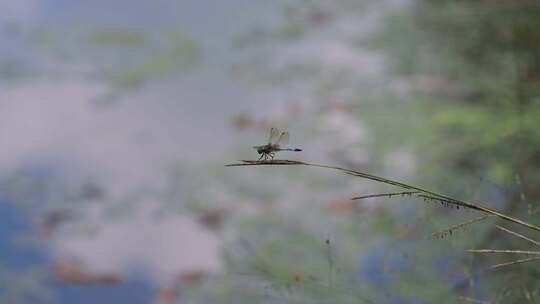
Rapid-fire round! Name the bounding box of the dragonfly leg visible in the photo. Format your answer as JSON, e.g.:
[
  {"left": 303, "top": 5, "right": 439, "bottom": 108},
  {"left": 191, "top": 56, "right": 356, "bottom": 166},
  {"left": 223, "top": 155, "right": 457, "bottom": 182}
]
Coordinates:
[
  {"left": 258, "top": 154, "right": 264, "bottom": 161},
  {"left": 270, "top": 152, "right": 275, "bottom": 160}
]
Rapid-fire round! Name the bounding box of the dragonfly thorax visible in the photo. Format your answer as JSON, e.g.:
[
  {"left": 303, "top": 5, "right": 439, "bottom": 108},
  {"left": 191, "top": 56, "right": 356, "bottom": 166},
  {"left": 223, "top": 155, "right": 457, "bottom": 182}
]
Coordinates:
[
  {"left": 255, "top": 144, "right": 279, "bottom": 154},
  {"left": 253, "top": 128, "right": 301, "bottom": 160}
]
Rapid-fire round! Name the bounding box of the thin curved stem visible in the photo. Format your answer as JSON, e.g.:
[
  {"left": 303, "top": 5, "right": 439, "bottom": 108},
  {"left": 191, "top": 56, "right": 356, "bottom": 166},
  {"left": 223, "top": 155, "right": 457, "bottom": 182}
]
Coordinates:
[{"left": 226, "top": 160, "right": 540, "bottom": 233}]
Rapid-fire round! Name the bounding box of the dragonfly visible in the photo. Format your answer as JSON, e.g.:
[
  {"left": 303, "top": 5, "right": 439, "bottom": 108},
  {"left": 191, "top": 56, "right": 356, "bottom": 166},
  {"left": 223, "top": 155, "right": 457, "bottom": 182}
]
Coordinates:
[{"left": 253, "top": 128, "right": 302, "bottom": 161}]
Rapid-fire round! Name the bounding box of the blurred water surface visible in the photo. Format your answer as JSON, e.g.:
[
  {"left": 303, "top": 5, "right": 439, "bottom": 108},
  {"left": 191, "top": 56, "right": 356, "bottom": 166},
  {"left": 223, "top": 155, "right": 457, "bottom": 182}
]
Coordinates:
[{"left": 1, "top": 0, "right": 539, "bottom": 303}]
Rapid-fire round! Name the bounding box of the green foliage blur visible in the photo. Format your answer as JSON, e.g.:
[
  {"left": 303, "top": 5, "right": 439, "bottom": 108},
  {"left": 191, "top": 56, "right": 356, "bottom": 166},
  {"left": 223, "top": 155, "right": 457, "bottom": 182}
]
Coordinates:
[
  {"left": 379, "top": 1, "right": 540, "bottom": 194},
  {"left": 373, "top": 1, "right": 540, "bottom": 301}
]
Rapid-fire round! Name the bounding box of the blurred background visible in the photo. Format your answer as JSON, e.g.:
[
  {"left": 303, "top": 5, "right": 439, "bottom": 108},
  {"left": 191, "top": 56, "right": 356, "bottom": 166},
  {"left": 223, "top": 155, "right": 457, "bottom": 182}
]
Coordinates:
[{"left": 1, "top": 0, "right": 539, "bottom": 303}]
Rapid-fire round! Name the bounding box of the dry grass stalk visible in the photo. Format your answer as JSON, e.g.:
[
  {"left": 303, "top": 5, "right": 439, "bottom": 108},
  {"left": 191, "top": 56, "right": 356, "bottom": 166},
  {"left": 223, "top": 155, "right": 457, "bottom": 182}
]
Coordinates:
[{"left": 226, "top": 160, "right": 540, "bottom": 233}]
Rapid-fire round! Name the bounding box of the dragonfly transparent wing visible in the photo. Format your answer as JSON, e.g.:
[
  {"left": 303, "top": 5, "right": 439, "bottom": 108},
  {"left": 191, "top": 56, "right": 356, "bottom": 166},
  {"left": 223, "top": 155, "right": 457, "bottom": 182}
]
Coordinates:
[
  {"left": 268, "top": 127, "right": 280, "bottom": 144},
  {"left": 276, "top": 132, "right": 289, "bottom": 146}
]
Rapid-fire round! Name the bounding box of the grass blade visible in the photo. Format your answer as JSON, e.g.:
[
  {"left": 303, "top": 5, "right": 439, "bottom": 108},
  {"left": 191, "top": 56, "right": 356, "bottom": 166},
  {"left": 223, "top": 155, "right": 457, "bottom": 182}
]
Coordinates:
[
  {"left": 351, "top": 191, "right": 419, "bottom": 200},
  {"left": 225, "top": 160, "right": 540, "bottom": 233},
  {"left": 489, "top": 257, "right": 540, "bottom": 270},
  {"left": 467, "top": 249, "right": 540, "bottom": 255},
  {"left": 495, "top": 225, "right": 540, "bottom": 247},
  {"left": 431, "top": 215, "right": 493, "bottom": 239}
]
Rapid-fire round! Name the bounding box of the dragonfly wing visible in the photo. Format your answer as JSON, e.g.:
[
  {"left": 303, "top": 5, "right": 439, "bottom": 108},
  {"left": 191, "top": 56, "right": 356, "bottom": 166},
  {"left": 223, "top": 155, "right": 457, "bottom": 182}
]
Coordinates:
[
  {"left": 268, "top": 127, "right": 280, "bottom": 144},
  {"left": 276, "top": 132, "right": 289, "bottom": 146}
]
